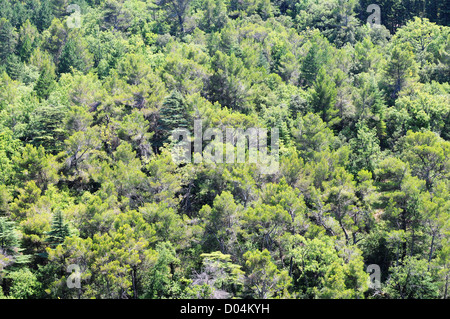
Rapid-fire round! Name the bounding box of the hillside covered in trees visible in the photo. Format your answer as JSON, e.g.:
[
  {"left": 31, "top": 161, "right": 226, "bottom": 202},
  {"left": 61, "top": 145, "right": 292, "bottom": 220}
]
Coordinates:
[{"left": 0, "top": 0, "right": 449, "bottom": 299}]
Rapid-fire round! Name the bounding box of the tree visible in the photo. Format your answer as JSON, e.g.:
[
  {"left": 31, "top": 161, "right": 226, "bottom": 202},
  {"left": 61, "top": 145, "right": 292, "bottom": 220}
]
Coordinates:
[
  {"left": 383, "top": 43, "right": 418, "bottom": 102},
  {"left": 46, "top": 210, "right": 71, "bottom": 247},
  {"left": 401, "top": 130, "right": 450, "bottom": 191},
  {"left": 293, "top": 112, "right": 337, "bottom": 159},
  {"left": 61, "top": 126, "right": 102, "bottom": 185},
  {"left": 199, "top": 191, "right": 242, "bottom": 255},
  {"left": 352, "top": 72, "right": 386, "bottom": 137},
  {"left": 200, "top": 0, "right": 228, "bottom": 33},
  {"left": 155, "top": 0, "right": 192, "bottom": 33},
  {"left": 34, "top": 0, "right": 54, "bottom": 31},
  {"left": 242, "top": 202, "right": 291, "bottom": 252},
  {"left": 18, "top": 19, "right": 38, "bottom": 62},
  {"left": 26, "top": 103, "right": 68, "bottom": 153},
  {"left": 161, "top": 44, "right": 210, "bottom": 96},
  {"left": 349, "top": 121, "right": 381, "bottom": 173},
  {"left": 0, "top": 217, "right": 29, "bottom": 271},
  {"left": 45, "top": 211, "right": 156, "bottom": 299},
  {"left": 376, "top": 163, "right": 427, "bottom": 261},
  {"left": 207, "top": 51, "right": 251, "bottom": 113},
  {"left": 322, "top": 167, "right": 361, "bottom": 244},
  {"left": 158, "top": 90, "right": 190, "bottom": 132},
  {"left": 243, "top": 249, "right": 291, "bottom": 299},
  {"left": 0, "top": 217, "right": 21, "bottom": 256},
  {"left": 51, "top": 0, "right": 69, "bottom": 19},
  {"left": 41, "top": 18, "right": 67, "bottom": 63},
  {"left": 5, "top": 52, "right": 22, "bottom": 80},
  {"left": 328, "top": 0, "right": 359, "bottom": 47},
  {"left": 101, "top": 0, "right": 133, "bottom": 32},
  {"left": 0, "top": 128, "right": 21, "bottom": 186},
  {"left": 386, "top": 88, "right": 449, "bottom": 140},
  {"left": 392, "top": 18, "right": 443, "bottom": 70},
  {"left": 383, "top": 256, "right": 439, "bottom": 299},
  {"left": 420, "top": 182, "right": 450, "bottom": 268},
  {"left": 0, "top": 18, "right": 17, "bottom": 64},
  {"left": 142, "top": 241, "right": 180, "bottom": 298},
  {"left": 58, "top": 35, "right": 93, "bottom": 74},
  {"left": 288, "top": 236, "right": 368, "bottom": 298},
  {"left": 300, "top": 42, "right": 321, "bottom": 87},
  {"left": 140, "top": 202, "right": 193, "bottom": 249},
  {"left": 310, "top": 67, "right": 339, "bottom": 126},
  {"left": 34, "top": 62, "right": 56, "bottom": 101},
  {"left": 193, "top": 251, "right": 244, "bottom": 298},
  {"left": 6, "top": 268, "right": 40, "bottom": 299},
  {"left": 156, "top": 90, "right": 191, "bottom": 149},
  {"left": 118, "top": 111, "right": 154, "bottom": 162}
]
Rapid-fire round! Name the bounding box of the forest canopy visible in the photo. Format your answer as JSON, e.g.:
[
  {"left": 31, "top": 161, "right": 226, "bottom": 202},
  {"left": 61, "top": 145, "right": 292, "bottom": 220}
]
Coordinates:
[{"left": 0, "top": 0, "right": 449, "bottom": 299}]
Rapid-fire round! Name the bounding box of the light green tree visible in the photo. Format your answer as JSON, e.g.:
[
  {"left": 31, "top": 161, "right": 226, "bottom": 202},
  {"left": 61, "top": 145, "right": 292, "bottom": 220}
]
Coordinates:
[{"left": 243, "top": 249, "right": 291, "bottom": 299}]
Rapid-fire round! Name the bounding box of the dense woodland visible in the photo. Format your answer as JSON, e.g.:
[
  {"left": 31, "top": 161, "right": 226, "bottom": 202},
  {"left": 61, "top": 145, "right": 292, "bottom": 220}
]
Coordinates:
[{"left": 0, "top": 0, "right": 449, "bottom": 299}]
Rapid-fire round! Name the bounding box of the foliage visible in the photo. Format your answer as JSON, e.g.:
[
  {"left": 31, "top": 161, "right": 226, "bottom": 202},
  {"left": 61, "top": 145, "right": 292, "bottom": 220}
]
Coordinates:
[{"left": 0, "top": 0, "right": 448, "bottom": 300}]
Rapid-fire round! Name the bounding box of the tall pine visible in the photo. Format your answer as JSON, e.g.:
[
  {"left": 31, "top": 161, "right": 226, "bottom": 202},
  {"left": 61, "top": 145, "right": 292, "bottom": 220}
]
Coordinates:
[
  {"left": 34, "top": 0, "right": 54, "bottom": 32},
  {"left": 154, "top": 90, "right": 191, "bottom": 150},
  {"left": 310, "top": 67, "right": 339, "bottom": 126},
  {"left": 34, "top": 61, "right": 56, "bottom": 101},
  {"left": 46, "top": 210, "right": 71, "bottom": 247},
  {"left": 159, "top": 90, "right": 190, "bottom": 132},
  {"left": 300, "top": 43, "right": 320, "bottom": 87},
  {"left": 0, "top": 18, "right": 17, "bottom": 64}
]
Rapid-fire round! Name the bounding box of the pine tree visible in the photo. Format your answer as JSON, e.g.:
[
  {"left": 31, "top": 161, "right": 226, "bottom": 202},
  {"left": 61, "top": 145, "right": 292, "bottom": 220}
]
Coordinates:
[
  {"left": 159, "top": 90, "right": 190, "bottom": 133},
  {"left": 310, "top": 67, "right": 339, "bottom": 126},
  {"left": 350, "top": 121, "right": 381, "bottom": 173},
  {"left": 0, "top": 18, "right": 18, "bottom": 63},
  {"left": 46, "top": 210, "right": 71, "bottom": 247},
  {"left": 58, "top": 37, "right": 86, "bottom": 74},
  {"left": 154, "top": 90, "right": 191, "bottom": 150},
  {"left": 0, "top": 217, "right": 20, "bottom": 254},
  {"left": 34, "top": 63, "right": 56, "bottom": 101},
  {"left": 155, "top": 0, "right": 192, "bottom": 34},
  {"left": 384, "top": 43, "right": 417, "bottom": 102},
  {"left": 27, "top": 104, "right": 68, "bottom": 153},
  {"left": 34, "top": 0, "right": 54, "bottom": 31},
  {"left": 18, "top": 19, "right": 38, "bottom": 62},
  {"left": 52, "top": 0, "right": 69, "bottom": 19},
  {"left": 300, "top": 43, "right": 320, "bottom": 87},
  {"left": 5, "top": 54, "right": 21, "bottom": 80},
  {"left": 0, "top": 216, "right": 29, "bottom": 264}
]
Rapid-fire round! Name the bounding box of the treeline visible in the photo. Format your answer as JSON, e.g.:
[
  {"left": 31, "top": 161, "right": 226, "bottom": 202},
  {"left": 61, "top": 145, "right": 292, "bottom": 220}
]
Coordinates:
[{"left": 0, "top": 0, "right": 449, "bottom": 299}]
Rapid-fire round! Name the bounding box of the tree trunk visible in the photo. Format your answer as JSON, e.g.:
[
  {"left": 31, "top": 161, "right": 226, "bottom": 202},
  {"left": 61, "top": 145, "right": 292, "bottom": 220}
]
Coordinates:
[
  {"left": 289, "top": 256, "right": 293, "bottom": 278},
  {"left": 132, "top": 266, "right": 138, "bottom": 299},
  {"left": 444, "top": 272, "right": 448, "bottom": 299},
  {"left": 428, "top": 233, "right": 435, "bottom": 269}
]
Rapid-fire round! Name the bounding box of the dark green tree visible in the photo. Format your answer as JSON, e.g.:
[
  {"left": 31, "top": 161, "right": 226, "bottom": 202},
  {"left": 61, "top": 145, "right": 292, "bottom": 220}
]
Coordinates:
[
  {"left": 0, "top": 217, "right": 20, "bottom": 255},
  {"left": 34, "top": 0, "right": 54, "bottom": 32},
  {"left": 156, "top": 90, "right": 191, "bottom": 148},
  {"left": 310, "top": 67, "right": 339, "bottom": 126},
  {"left": 34, "top": 63, "right": 56, "bottom": 101},
  {"left": 383, "top": 43, "right": 417, "bottom": 102},
  {"left": 46, "top": 210, "right": 71, "bottom": 247},
  {"left": 0, "top": 18, "right": 17, "bottom": 64},
  {"left": 300, "top": 42, "right": 320, "bottom": 87},
  {"left": 58, "top": 36, "right": 92, "bottom": 74},
  {"left": 18, "top": 19, "right": 38, "bottom": 62},
  {"left": 155, "top": 0, "right": 192, "bottom": 34}
]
